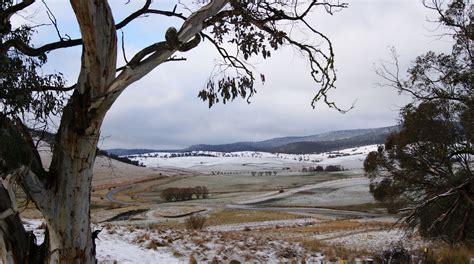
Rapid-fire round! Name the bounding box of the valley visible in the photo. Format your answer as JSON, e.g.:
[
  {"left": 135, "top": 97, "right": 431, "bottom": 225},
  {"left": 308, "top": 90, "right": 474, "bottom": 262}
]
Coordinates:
[{"left": 20, "top": 142, "right": 439, "bottom": 263}]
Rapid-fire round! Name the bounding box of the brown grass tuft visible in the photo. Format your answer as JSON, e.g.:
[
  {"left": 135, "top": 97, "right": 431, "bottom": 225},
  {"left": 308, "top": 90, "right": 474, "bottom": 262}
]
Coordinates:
[
  {"left": 146, "top": 239, "right": 165, "bottom": 250},
  {"left": 188, "top": 254, "right": 198, "bottom": 264},
  {"left": 185, "top": 214, "right": 207, "bottom": 230},
  {"left": 437, "top": 246, "right": 471, "bottom": 264}
]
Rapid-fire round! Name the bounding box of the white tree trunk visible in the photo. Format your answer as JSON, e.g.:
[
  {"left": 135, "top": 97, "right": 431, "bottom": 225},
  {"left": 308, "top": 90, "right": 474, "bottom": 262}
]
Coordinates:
[
  {"left": 44, "top": 104, "right": 101, "bottom": 263},
  {"left": 0, "top": 1, "right": 231, "bottom": 262}
]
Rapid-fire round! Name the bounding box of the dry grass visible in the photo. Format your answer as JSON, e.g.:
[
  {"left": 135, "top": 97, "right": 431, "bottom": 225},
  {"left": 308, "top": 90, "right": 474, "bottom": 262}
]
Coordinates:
[
  {"left": 189, "top": 254, "right": 198, "bottom": 264},
  {"left": 206, "top": 209, "right": 301, "bottom": 226},
  {"left": 299, "top": 239, "right": 324, "bottom": 252},
  {"left": 146, "top": 239, "right": 165, "bottom": 250},
  {"left": 172, "top": 249, "right": 183, "bottom": 257},
  {"left": 274, "top": 219, "right": 390, "bottom": 235},
  {"left": 436, "top": 246, "right": 473, "bottom": 264},
  {"left": 185, "top": 214, "right": 207, "bottom": 230},
  {"left": 286, "top": 223, "right": 378, "bottom": 261},
  {"left": 142, "top": 220, "right": 184, "bottom": 230},
  {"left": 133, "top": 233, "right": 150, "bottom": 244}
]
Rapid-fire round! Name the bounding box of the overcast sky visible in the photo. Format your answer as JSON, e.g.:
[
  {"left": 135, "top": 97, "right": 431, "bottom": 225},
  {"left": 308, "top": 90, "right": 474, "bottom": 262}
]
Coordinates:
[{"left": 15, "top": 0, "right": 453, "bottom": 149}]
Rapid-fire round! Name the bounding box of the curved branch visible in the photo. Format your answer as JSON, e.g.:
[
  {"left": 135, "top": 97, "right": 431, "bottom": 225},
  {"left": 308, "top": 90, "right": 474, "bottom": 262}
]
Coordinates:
[{"left": 0, "top": 38, "right": 82, "bottom": 56}]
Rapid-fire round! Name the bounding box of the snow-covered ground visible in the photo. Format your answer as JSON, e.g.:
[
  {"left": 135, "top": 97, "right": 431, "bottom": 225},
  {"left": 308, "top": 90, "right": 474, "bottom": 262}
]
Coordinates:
[
  {"left": 22, "top": 219, "right": 181, "bottom": 263},
  {"left": 278, "top": 184, "right": 376, "bottom": 207},
  {"left": 236, "top": 177, "right": 370, "bottom": 205},
  {"left": 21, "top": 219, "right": 321, "bottom": 263},
  {"left": 207, "top": 218, "right": 319, "bottom": 232},
  {"left": 19, "top": 217, "right": 430, "bottom": 264},
  {"left": 314, "top": 229, "right": 428, "bottom": 252},
  {"left": 128, "top": 145, "right": 379, "bottom": 172}
]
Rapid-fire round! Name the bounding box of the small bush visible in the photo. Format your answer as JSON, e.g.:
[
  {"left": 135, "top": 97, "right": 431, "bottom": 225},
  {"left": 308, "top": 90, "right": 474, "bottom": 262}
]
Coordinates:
[
  {"left": 375, "top": 243, "right": 411, "bottom": 264},
  {"left": 185, "top": 214, "right": 207, "bottom": 230},
  {"left": 278, "top": 247, "right": 298, "bottom": 259}
]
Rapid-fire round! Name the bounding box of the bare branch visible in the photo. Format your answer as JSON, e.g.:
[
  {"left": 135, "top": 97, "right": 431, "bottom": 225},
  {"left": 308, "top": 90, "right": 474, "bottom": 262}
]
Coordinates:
[
  {"left": 115, "top": 0, "right": 186, "bottom": 29},
  {"left": 41, "top": 0, "right": 68, "bottom": 41}
]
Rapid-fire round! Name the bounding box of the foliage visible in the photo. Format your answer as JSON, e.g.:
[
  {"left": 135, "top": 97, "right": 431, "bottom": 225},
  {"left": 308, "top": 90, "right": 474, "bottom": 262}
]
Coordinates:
[
  {"left": 96, "top": 149, "right": 144, "bottom": 167},
  {"left": 365, "top": 0, "right": 473, "bottom": 244},
  {"left": 184, "top": 214, "right": 207, "bottom": 230},
  {"left": 197, "top": 0, "right": 348, "bottom": 110},
  {"left": 373, "top": 243, "right": 411, "bottom": 264},
  {"left": 160, "top": 186, "right": 209, "bottom": 202},
  {"left": 0, "top": 6, "right": 66, "bottom": 122}
]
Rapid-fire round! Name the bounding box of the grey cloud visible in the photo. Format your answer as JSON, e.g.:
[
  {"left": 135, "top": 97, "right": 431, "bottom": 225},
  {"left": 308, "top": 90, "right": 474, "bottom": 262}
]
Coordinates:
[{"left": 16, "top": 1, "right": 452, "bottom": 149}]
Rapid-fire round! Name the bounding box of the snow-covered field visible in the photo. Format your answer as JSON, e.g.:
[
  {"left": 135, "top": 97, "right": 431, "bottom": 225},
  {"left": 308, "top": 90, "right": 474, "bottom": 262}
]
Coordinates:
[
  {"left": 20, "top": 217, "right": 430, "bottom": 264},
  {"left": 128, "top": 145, "right": 379, "bottom": 172},
  {"left": 236, "top": 177, "right": 370, "bottom": 205},
  {"left": 22, "top": 219, "right": 321, "bottom": 263},
  {"left": 207, "top": 218, "right": 319, "bottom": 232},
  {"left": 278, "top": 184, "right": 376, "bottom": 207}
]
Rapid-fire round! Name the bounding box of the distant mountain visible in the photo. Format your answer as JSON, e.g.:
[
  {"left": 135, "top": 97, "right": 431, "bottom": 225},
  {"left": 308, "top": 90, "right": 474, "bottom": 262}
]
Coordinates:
[
  {"left": 185, "top": 143, "right": 263, "bottom": 152},
  {"left": 272, "top": 130, "right": 391, "bottom": 154},
  {"left": 185, "top": 126, "right": 398, "bottom": 153},
  {"left": 106, "top": 126, "right": 398, "bottom": 155}
]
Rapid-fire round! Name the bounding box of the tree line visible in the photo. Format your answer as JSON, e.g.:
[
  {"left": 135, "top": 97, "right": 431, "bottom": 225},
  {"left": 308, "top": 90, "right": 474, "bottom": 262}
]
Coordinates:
[
  {"left": 301, "top": 165, "right": 345, "bottom": 172},
  {"left": 160, "top": 186, "right": 209, "bottom": 202}
]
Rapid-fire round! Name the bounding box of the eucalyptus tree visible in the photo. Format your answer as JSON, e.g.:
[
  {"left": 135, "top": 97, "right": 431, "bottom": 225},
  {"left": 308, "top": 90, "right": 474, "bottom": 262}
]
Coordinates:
[
  {"left": 364, "top": 0, "right": 473, "bottom": 245},
  {"left": 0, "top": 0, "right": 347, "bottom": 262}
]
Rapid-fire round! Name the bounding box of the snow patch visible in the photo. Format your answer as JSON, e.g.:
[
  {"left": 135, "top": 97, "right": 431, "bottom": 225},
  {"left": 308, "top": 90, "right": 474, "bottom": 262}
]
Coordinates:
[{"left": 128, "top": 145, "right": 379, "bottom": 172}]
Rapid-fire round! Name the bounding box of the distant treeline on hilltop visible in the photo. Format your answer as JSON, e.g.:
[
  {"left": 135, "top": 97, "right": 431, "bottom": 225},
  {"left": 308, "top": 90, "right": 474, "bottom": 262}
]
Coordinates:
[{"left": 107, "top": 126, "right": 398, "bottom": 156}]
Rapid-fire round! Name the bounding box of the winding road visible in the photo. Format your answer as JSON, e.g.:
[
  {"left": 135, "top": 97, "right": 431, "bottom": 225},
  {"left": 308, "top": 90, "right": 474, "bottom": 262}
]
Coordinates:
[
  {"left": 105, "top": 185, "right": 136, "bottom": 206},
  {"left": 104, "top": 176, "right": 391, "bottom": 222}
]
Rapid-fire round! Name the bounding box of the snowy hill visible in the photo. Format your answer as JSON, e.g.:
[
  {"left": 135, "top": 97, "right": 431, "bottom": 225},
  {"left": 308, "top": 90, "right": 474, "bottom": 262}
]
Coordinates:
[
  {"left": 107, "top": 126, "right": 396, "bottom": 155},
  {"left": 127, "top": 145, "right": 379, "bottom": 172}
]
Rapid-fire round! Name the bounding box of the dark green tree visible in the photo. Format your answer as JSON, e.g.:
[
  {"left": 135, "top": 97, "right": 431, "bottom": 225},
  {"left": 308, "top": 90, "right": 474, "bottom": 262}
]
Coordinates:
[{"left": 364, "top": 0, "right": 473, "bottom": 244}]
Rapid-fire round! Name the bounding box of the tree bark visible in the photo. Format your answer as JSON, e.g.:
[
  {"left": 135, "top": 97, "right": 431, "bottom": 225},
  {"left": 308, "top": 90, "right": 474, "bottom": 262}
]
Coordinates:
[
  {"left": 0, "top": 186, "right": 28, "bottom": 264},
  {"left": 43, "top": 121, "right": 98, "bottom": 263},
  {"left": 36, "top": 1, "right": 118, "bottom": 262}
]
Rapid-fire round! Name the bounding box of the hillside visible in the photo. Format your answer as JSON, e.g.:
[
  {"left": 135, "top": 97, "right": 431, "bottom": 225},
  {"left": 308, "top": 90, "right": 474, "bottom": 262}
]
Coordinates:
[
  {"left": 272, "top": 129, "right": 391, "bottom": 154},
  {"left": 184, "top": 126, "right": 397, "bottom": 154}
]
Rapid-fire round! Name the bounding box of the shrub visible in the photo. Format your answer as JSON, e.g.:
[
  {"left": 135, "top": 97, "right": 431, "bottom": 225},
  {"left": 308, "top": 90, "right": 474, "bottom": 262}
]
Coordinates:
[
  {"left": 277, "top": 247, "right": 298, "bottom": 259},
  {"left": 185, "top": 214, "right": 207, "bottom": 230},
  {"left": 375, "top": 244, "right": 411, "bottom": 264}
]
